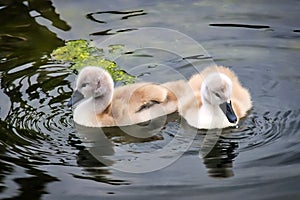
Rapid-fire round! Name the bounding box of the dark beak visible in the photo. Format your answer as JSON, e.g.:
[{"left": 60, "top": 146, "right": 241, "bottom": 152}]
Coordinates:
[
  {"left": 67, "top": 90, "right": 84, "bottom": 107},
  {"left": 219, "top": 101, "right": 237, "bottom": 123}
]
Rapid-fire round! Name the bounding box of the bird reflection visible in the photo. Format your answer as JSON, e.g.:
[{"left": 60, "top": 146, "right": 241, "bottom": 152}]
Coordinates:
[
  {"left": 198, "top": 130, "right": 239, "bottom": 178},
  {"left": 71, "top": 114, "right": 172, "bottom": 182},
  {"left": 73, "top": 114, "right": 170, "bottom": 166},
  {"left": 73, "top": 115, "right": 239, "bottom": 178},
  {"left": 73, "top": 124, "right": 115, "bottom": 167},
  {"left": 70, "top": 125, "right": 126, "bottom": 185}
]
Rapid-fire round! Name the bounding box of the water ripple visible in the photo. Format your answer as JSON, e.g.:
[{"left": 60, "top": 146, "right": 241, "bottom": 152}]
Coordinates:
[
  {"left": 1, "top": 63, "right": 77, "bottom": 167},
  {"left": 209, "top": 23, "right": 270, "bottom": 29},
  {"left": 220, "top": 109, "right": 300, "bottom": 152}
]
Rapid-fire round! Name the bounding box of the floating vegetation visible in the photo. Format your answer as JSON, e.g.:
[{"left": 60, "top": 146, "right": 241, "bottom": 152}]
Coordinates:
[{"left": 51, "top": 39, "right": 135, "bottom": 84}]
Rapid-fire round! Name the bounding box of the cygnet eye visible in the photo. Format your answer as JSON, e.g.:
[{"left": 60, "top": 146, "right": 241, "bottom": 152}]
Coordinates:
[
  {"left": 81, "top": 83, "right": 88, "bottom": 88},
  {"left": 214, "top": 92, "right": 221, "bottom": 98}
]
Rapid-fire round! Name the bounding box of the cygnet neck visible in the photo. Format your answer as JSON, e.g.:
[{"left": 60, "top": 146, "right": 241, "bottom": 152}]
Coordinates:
[
  {"left": 200, "top": 84, "right": 216, "bottom": 107},
  {"left": 92, "top": 90, "right": 113, "bottom": 114}
]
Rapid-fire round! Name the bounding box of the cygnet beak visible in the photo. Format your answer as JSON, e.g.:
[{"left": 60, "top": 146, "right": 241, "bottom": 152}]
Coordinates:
[
  {"left": 67, "top": 90, "right": 84, "bottom": 107},
  {"left": 219, "top": 100, "right": 237, "bottom": 123}
]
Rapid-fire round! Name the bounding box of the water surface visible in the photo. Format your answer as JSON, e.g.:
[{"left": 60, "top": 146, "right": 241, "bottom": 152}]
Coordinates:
[{"left": 0, "top": 0, "right": 300, "bottom": 199}]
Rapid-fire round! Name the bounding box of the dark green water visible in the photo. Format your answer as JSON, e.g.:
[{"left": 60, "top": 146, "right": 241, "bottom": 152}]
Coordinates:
[{"left": 0, "top": 0, "right": 300, "bottom": 199}]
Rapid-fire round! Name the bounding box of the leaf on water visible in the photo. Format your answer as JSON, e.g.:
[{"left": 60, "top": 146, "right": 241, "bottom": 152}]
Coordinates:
[{"left": 51, "top": 39, "right": 135, "bottom": 84}]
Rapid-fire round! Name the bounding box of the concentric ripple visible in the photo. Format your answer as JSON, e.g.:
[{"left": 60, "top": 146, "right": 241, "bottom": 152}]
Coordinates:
[
  {"left": 1, "top": 63, "right": 78, "bottom": 166},
  {"left": 219, "top": 109, "right": 300, "bottom": 152},
  {"left": 180, "top": 108, "right": 300, "bottom": 178}
]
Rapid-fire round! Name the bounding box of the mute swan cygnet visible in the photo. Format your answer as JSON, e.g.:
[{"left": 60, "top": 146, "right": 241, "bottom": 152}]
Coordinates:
[
  {"left": 180, "top": 66, "right": 252, "bottom": 129},
  {"left": 68, "top": 66, "right": 180, "bottom": 127}
]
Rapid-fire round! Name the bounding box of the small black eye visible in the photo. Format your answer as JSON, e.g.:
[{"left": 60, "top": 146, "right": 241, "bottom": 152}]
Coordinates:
[
  {"left": 214, "top": 92, "right": 221, "bottom": 98},
  {"left": 81, "top": 83, "right": 88, "bottom": 88}
]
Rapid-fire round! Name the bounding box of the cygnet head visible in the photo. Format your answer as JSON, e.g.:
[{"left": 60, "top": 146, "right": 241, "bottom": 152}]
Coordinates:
[
  {"left": 68, "top": 66, "right": 114, "bottom": 106},
  {"left": 201, "top": 72, "right": 237, "bottom": 123},
  {"left": 201, "top": 73, "right": 232, "bottom": 105}
]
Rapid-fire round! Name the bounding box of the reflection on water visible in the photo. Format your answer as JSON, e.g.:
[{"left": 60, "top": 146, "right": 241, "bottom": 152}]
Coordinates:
[
  {"left": 71, "top": 108, "right": 300, "bottom": 179},
  {"left": 0, "top": 1, "right": 73, "bottom": 199},
  {"left": 0, "top": 0, "right": 70, "bottom": 63},
  {"left": 199, "top": 132, "right": 238, "bottom": 178},
  {"left": 203, "top": 140, "right": 237, "bottom": 178},
  {"left": 1, "top": 0, "right": 300, "bottom": 199},
  {"left": 72, "top": 113, "right": 197, "bottom": 174}
]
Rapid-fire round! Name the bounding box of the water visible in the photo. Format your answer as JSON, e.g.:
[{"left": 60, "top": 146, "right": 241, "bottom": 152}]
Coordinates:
[{"left": 0, "top": 0, "right": 300, "bottom": 199}]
